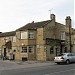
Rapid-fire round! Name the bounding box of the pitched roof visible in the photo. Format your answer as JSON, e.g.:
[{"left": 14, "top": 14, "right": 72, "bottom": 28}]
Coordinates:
[
  {"left": 0, "top": 31, "right": 16, "bottom": 37},
  {"left": 55, "top": 22, "right": 65, "bottom": 26},
  {"left": 17, "top": 20, "right": 51, "bottom": 31},
  {"left": 55, "top": 22, "right": 66, "bottom": 30}
]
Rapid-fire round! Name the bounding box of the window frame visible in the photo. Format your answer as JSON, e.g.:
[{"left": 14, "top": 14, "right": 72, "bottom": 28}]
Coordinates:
[
  {"left": 28, "top": 46, "right": 34, "bottom": 54},
  {"left": 28, "top": 32, "right": 34, "bottom": 39},
  {"left": 21, "top": 46, "right": 27, "bottom": 53},
  {"left": 61, "top": 31, "right": 65, "bottom": 40},
  {"left": 20, "top": 32, "right": 28, "bottom": 39},
  {"left": 50, "top": 46, "right": 54, "bottom": 54},
  {"left": 13, "top": 36, "right": 16, "bottom": 42}
]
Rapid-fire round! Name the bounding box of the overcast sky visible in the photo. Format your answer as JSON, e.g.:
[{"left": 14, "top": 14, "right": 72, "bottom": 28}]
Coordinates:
[{"left": 0, "top": 0, "right": 74, "bottom": 32}]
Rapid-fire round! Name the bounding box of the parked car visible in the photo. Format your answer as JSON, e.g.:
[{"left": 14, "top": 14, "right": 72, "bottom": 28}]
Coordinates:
[{"left": 54, "top": 53, "right": 75, "bottom": 64}]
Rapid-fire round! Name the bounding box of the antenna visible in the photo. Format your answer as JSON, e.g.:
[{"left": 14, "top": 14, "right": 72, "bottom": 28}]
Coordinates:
[{"left": 49, "top": 8, "right": 53, "bottom": 14}]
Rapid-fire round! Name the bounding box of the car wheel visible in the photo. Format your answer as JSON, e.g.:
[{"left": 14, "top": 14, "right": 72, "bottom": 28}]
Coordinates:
[{"left": 66, "top": 60, "right": 70, "bottom": 64}]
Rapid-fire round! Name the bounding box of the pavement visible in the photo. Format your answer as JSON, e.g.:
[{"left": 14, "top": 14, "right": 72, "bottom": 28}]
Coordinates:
[{"left": 0, "top": 60, "right": 55, "bottom": 71}]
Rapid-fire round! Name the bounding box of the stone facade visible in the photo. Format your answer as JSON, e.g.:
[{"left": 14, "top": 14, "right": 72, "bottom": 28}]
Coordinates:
[
  {"left": 0, "top": 14, "right": 75, "bottom": 61},
  {"left": 0, "top": 31, "right": 16, "bottom": 60}
]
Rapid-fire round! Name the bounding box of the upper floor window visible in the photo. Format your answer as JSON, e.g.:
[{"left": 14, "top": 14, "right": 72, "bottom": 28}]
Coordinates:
[
  {"left": 21, "top": 32, "right": 28, "bottom": 39},
  {"left": 13, "top": 36, "right": 16, "bottom": 42},
  {"left": 5, "top": 37, "right": 10, "bottom": 42},
  {"left": 28, "top": 32, "right": 34, "bottom": 39},
  {"left": 61, "top": 31, "right": 65, "bottom": 40}
]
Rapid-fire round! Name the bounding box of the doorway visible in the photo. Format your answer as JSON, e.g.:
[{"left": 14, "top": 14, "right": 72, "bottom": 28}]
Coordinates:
[{"left": 4, "top": 48, "right": 6, "bottom": 57}]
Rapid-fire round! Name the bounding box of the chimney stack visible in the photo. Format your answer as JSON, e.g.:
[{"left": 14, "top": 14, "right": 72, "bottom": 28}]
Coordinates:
[
  {"left": 65, "top": 16, "right": 71, "bottom": 28},
  {"left": 32, "top": 21, "right": 34, "bottom": 23},
  {"left": 50, "top": 14, "right": 56, "bottom": 21},
  {"left": 65, "top": 16, "right": 72, "bottom": 53}
]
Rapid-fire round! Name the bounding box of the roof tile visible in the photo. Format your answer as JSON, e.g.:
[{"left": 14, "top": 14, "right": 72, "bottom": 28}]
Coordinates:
[
  {"left": 0, "top": 31, "right": 16, "bottom": 37},
  {"left": 17, "top": 20, "right": 51, "bottom": 31}
]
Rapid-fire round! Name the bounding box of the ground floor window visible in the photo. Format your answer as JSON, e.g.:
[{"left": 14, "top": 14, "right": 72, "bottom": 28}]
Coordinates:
[
  {"left": 28, "top": 46, "right": 34, "bottom": 54},
  {"left": 20, "top": 46, "right": 34, "bottom": 53},
  {"left": 50, "top": 46, "right": 54, "bottom": 54},
  {"left": 21, "top": 46, "right": 27, "bottom": 53},
  {"left": 55, "top": 47, "right": 60, "bottom": 56},
  {"left": 64, "top": 47, "right": 67, "bottom": 52}
]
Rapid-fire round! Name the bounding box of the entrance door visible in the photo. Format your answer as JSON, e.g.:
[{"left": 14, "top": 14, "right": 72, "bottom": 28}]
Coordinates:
[
  {"left": 56, "top": 48, "right": 60, "bottom": 56},
  {"left": 56, "top": 48, "right": 57, "bottom": 56},
  {"left": 4, "top": 48, "right": 6, "bottom": 57}
]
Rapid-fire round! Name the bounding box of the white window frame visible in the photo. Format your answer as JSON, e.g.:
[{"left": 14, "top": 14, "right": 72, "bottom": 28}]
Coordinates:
[
  {"left": 21, "top": 32, "right": 28, "bottom": 39},
  {"left": 5, "top": 37, "right": 9, "bottom": 42},
  {"left": 21, "top": 46, "right": 27, "bottom": 53},
  {"left": 28, "top": 32, "right": 34, "bottom": 39},
  {"left": 28, "top": 46, "right": 34, "bottom": 54},
  {"left": 13, "top": 36, "right": 16, "bottom": 42},
  {"left": 61, "top": 31, "right": 65, "bottom": 40}
]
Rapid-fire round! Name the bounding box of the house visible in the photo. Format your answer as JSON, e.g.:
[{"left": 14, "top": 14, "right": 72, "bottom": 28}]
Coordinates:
[
  {"left": 0, "top": 31, "right": 16, "bottom": 59},
  {"left": 0, "top": 14, "right": 75, "bottom": 61}
]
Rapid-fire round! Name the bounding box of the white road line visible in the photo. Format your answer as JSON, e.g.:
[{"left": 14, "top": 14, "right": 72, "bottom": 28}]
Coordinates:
[{"left": 45, "top": 69, "right": 75, "bottom": 75}]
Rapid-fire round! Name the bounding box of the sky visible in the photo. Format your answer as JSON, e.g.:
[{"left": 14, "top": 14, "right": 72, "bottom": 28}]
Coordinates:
[{"left": 0, "top": 0, "right": 74, "bottom": 32}]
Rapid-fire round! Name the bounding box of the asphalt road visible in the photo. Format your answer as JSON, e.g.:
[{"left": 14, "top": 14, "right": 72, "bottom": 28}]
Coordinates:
[{"left": 0, "top": 63, "right": 75, "bottom": 75}]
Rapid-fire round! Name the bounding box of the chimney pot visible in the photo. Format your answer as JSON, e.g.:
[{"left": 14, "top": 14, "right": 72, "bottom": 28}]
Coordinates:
[
  {"left": 32, "top": 21, "right": 34, "bottom": 23},
  {"left": 50, "top": 14, "right": 55, "bottom": 21},
  {"left": 65, "top": 16, "right": 71, "bottom": 27}
]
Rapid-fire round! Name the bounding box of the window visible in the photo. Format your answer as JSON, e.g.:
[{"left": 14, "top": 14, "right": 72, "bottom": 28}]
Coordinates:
[
  {"left": 50, "top": 46, "right": 54, "bottom": 54},
  {"left": 28, "top": 32, "right": 34, "bottom": 39},
  {"left": 21, "top": 32, "right": 28, "bottom": 39},
  {"left": 5, "top": 37, "right": 9, "bottom": 42},
  {"left": 21, "top": 46, "right": 27, "bottom": 53},
  {"left": 13, "top": 36, "right": 16, "bottom": 42},
  {"left": 61, "top": 31, "right": 65, "bottom": 40},
  {"left": 28, "top": 46, "right": 34, "bottom": 53},
  {"left": 64, "top": 47, "right": 67, "bottom": 53}
]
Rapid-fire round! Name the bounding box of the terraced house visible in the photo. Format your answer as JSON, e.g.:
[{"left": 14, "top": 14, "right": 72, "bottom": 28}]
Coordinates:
[
  {"left": 0, "top": 31, "right": 16, "bottom": 60},
  {"left": 0, "top": 14, "right": 75, "bottom": 61}
]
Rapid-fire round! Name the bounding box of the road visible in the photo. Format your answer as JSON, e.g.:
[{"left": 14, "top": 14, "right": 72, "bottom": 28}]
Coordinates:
[{"left": 0, "top": 61, "right": 75, "bottom": 75}]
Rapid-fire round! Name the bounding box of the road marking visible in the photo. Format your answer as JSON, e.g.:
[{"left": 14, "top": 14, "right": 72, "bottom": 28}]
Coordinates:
[{"left": 45, "top": 69, "right": 75, "bottom": 75}]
